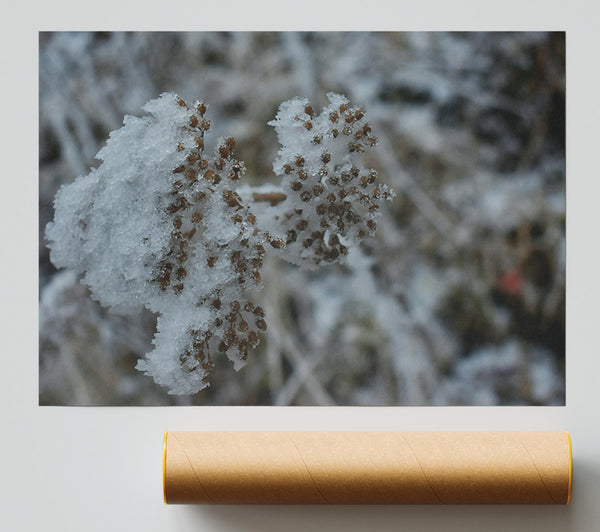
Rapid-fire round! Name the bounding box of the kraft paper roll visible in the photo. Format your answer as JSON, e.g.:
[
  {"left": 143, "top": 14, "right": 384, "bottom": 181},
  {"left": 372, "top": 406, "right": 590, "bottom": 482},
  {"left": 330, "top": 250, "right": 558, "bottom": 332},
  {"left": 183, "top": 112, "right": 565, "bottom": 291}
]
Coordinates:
[{"left": 163, "top": 431, "right": 572, "bottom": 505}]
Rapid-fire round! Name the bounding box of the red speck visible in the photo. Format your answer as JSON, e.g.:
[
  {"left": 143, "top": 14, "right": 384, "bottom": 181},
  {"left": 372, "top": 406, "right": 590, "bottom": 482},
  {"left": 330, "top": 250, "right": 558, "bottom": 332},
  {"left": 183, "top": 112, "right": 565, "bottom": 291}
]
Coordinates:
[{"left": 497, "top": 269, "right": 522, "bottom": 297}]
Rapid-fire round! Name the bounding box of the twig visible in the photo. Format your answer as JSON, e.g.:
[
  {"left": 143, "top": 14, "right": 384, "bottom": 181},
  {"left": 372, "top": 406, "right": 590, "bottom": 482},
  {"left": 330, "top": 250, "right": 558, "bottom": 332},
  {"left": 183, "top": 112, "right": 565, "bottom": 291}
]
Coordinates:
[{"left": 252, "top": 192, "right": 287, "bottom": 206}]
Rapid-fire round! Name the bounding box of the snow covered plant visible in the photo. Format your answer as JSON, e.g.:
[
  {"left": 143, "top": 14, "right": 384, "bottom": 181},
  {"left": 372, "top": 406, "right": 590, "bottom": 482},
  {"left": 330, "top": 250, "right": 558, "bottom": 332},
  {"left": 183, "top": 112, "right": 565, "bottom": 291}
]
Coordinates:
[{"left": 46, "top": 92, "right": 393, "bottom": 394}]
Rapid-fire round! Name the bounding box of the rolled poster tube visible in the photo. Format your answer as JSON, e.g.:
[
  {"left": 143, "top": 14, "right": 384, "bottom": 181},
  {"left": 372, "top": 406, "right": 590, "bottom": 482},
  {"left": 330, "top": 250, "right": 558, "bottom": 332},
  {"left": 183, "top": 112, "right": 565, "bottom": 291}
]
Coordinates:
[{"left": 163, "top": 431, "right": 572, "bottom": 504}]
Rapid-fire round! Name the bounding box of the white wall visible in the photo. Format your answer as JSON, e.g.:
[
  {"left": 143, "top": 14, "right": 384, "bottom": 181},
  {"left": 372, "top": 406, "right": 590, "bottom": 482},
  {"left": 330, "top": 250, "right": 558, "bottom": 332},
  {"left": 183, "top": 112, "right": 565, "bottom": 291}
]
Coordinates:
[{"left": 2, "top": 1, "right": 599, "bottom": 530}]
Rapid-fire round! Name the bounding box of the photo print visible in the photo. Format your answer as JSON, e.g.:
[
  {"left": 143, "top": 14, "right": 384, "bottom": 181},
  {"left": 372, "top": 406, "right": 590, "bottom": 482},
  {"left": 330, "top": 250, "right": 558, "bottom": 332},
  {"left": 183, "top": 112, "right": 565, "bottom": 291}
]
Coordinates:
[{"left": 39, "top": 32, "right": 565, "bottom": 406}]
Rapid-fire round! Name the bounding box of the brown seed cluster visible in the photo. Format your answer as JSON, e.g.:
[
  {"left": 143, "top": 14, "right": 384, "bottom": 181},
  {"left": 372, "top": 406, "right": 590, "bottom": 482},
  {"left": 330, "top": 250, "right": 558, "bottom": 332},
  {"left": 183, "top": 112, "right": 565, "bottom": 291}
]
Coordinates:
[
  {"left": 178, "top": 329, "right": 216, "bottom": 386},
  {"left": 155, "top": 99, "right": 213, "bottom": 294},
  {"left": 155, "top": 98, "right": 264, "bottom": 294},
  {"left": 214, "top": 298, "right": 266, "bottom": 359},
  {"left": 278, "top": 98, "right": 391, "bottom": 267},
  {"left": 175, "top": 296, "right": 267, "bottom": 382},
  {"left": 154, "top": 95, "right": 269, "bottom": 377}
]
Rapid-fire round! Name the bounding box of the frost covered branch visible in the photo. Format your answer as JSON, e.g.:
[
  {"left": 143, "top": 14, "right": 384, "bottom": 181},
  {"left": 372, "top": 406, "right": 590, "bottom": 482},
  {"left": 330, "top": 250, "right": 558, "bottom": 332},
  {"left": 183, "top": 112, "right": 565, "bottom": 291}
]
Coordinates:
[{"left": 46, "top": 92, "right": 392, "bottom": 394}]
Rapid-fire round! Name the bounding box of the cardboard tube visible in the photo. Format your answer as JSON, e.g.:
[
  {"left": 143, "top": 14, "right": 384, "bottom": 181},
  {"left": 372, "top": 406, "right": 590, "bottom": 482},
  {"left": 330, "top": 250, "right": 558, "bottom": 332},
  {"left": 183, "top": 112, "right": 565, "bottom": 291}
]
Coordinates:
[{"left": 163, "top": 431, "right": 572, "bottom": 505}]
